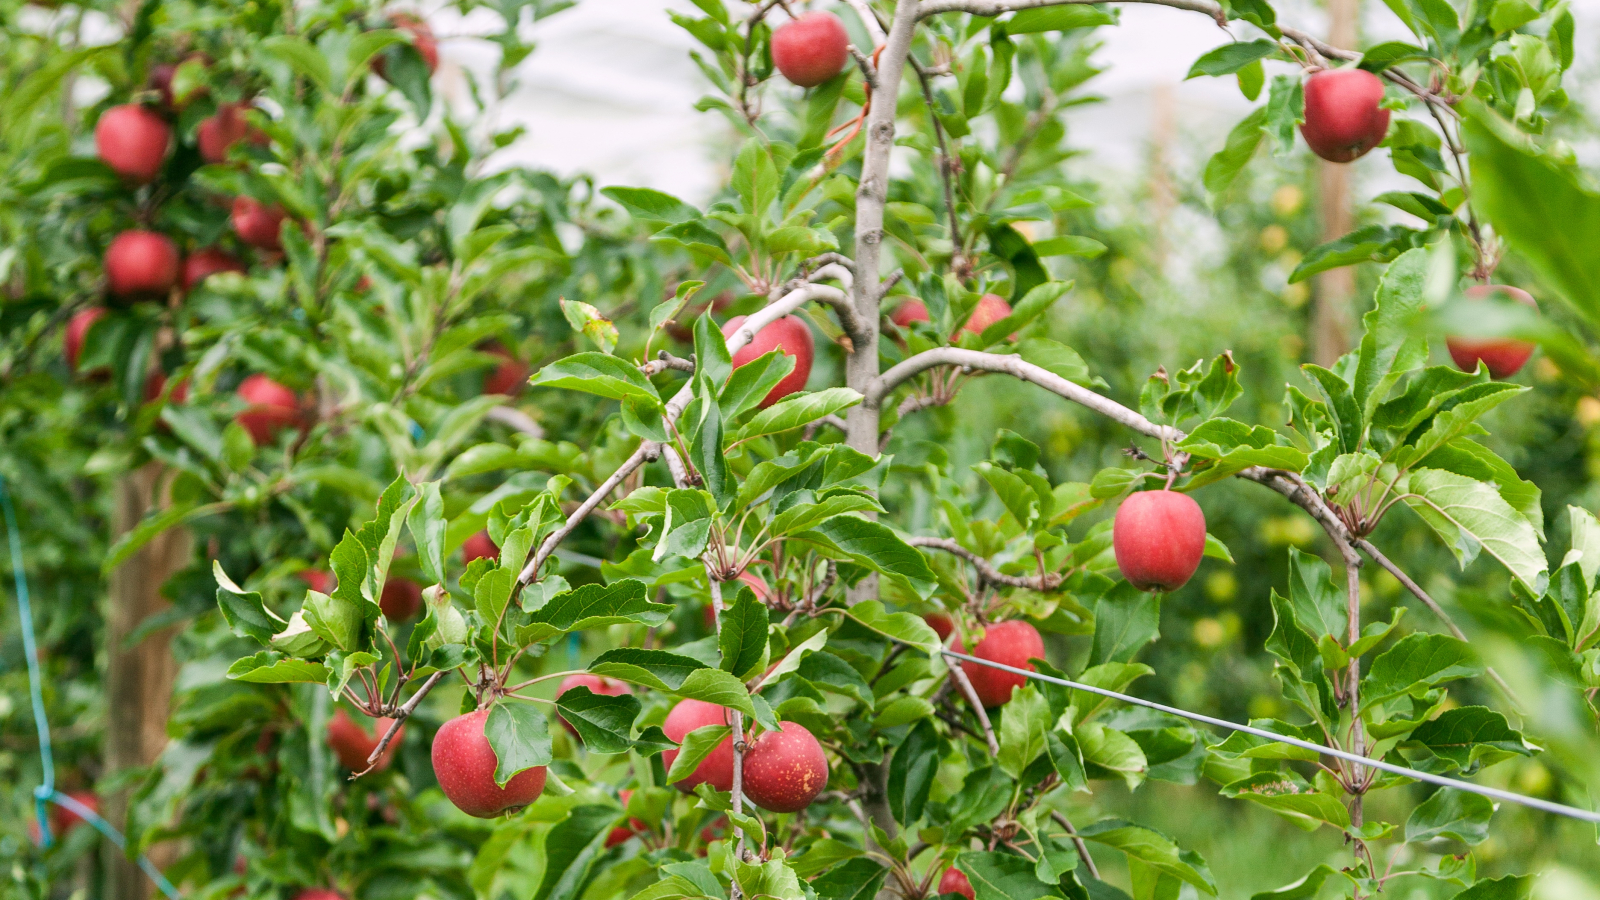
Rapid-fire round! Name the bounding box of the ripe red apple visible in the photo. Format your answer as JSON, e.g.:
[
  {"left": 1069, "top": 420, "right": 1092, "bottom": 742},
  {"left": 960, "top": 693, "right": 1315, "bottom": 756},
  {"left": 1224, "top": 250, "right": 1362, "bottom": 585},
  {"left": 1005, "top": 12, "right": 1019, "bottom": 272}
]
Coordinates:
[
  {"left": 462, "top": 530, "right": 499, "bottom": 566},
  {"left": 231, "top": 197, "right": 289, "bottom": 251},
  {"left": 142, "top": 371, "right": 189, "bottom": 404},
  {"left": 375, "top": 13, "right": 440, "bottom": 77},
  {"left": 298, "top": 569, "right": 334, "bottom": 594},
  {"left": 961, "top": 293, "right": 1013, "bottom": 337},
  {"left": 482, "top": 343, "right": 529, "bottom": 395},
  {"left": 1113, "top": 489, "right": 1207, "bottom": 592},
  {"left": 29, "top": 791, "right": 100, "bottom": 845},
  {"left": 721, "top": 315, "right": 814, "bottom": 408},
  {"left": 183, "top": 247, "right": 247, "bottom": 291},
  {"left": 326, "top": 708, "right": 402, "bottom": 771},
  {"left": 292, "top": 890, "right": 345, "bottom": 900},
  {"left": 95, "top": 104, "right": 171, "bottom": 183},
  {"left": 105, "top": 231, "right": 180, "bottom": 300},
  {"left": 742, "top": 721, "right": 828, "bottom": 812},
  {"left": 605, "top": 789, "right": 649, "bottom": 847},
  {"left": 148, "top": 57, "right": 208, "bottom": 111},
  {"left": 379, "top": 577, "right": 423, "bottom": 621},
  {"left": 198, "top": 102, "right": 266, "bottom": 165},
  {"left": 64, "top": 307, "right": 107, "bottom": 372},
  {"left": 706, "top": 570, "right": 772, "bottom": 629},
  {"left": 1300, "top": 68, "right": 1391, "bottom": 163},
  {"left": 1446, "top": 285, "right": 1538, "bottom": 379},
  {"left": 890, "top": 299, "right": 930, "bottom": 327},
  {"left": 432, "top": 708, "right": 547, "bottom": 818},
  {"left": 938, "top": 867, "right": 975, "bottom": 900},
  {"left": 923, "top": 611, "right": 954, "bottom": 642},
  {"left": 770, "top": 12, "right": 850, "bottom": 88},
  {"left": 661, "top": 699, "right": 736, "bottom": 793},
  {"left": 958, "top": 620, "right": 1045, "bottom": 707},
  {"left": 235, "top": 374, "right": 300, "bottom": 446},
  {"left": 556, "top": 673, "right": 633, "bottom": 737}
]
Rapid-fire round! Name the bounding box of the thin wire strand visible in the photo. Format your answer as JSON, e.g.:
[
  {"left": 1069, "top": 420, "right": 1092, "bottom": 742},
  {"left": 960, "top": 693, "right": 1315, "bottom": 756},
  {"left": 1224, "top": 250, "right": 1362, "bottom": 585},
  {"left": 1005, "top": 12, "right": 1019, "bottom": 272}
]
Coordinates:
[
  {"left": 940, "top": 649, "right": 1600, "bottom": 825},
  {"left": 0, "top": 474, "right": 184, "bottom": 900}
]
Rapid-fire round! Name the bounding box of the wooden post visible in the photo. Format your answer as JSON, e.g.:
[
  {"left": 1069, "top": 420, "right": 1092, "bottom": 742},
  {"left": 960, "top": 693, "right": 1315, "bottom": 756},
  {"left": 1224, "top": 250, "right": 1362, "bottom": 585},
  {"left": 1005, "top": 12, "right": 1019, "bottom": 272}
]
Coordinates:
[
  {"left": 105, "top": 463, "right": 189, "bottom": 900},
  {"left": 1310, "top": 0, "right": 1360, "bottom": 368}
]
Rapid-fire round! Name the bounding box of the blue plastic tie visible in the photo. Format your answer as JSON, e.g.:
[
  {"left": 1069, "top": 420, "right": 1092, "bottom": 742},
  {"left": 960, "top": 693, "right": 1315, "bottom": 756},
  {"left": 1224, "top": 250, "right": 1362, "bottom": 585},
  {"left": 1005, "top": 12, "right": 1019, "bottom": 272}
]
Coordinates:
[{"left": 0, "top": 474, "right": 183, "bottom": 900}]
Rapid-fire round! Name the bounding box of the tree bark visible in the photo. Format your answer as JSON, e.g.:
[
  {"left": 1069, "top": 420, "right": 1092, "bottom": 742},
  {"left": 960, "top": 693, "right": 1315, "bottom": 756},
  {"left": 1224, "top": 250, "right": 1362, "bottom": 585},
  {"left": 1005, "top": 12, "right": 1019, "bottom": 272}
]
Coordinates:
[
  {"left": 105, "top": 463, "right": 189, "bottom": 900},
  {"left": 1309, "top": 0, "right": 1359, "bottom": 368}
]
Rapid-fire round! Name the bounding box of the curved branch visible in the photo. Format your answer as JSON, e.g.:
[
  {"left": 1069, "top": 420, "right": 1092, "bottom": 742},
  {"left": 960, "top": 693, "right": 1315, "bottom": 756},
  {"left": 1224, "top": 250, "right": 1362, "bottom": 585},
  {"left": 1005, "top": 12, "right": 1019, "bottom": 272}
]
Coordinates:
[
  {"left": 909, "top": 536, "right": 1062, "bottom": 591},
  {"left": 518, "top": 443, "right": 661, "bottom": 585},
  {"left": 354, "top": 670, "right": 445, "bottom": 777},
  {"left": 947, "top": 663, "right": 1001, "bottom": 756},
  {"left": 870, "top": 347, "right": 1183, "bottom": 442},
  {"left": 917, "top": 0, "right": 1226, "bottom": 24}
]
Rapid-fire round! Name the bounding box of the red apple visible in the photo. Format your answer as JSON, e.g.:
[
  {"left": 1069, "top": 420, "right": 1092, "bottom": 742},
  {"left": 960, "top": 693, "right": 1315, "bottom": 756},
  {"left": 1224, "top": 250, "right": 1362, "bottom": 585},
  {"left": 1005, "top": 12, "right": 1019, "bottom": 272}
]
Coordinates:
[
  {"left": 292, "top": 890, "right": 345, "bottom": 900},
  {"left": 232, "top": 197, "right": 288, "bottom": 251},
  {"left": 556, "top": 673, "right": 633, "bottom": 737},
  {"left": 605, "top": 789, "right": 649, "bottom": 847},
  {"left": 432, "top": 708, "right": 547, "bottom": 818},
  {"left": 299, "top": 569, "right": 334, "bottom": 594},
  {"left": 462, "top": 530, "right": 499, "bottom": 566},
  {"left": 148, "top": 57, "right": 208, "bottom": 111},
  {"left": 379, "top": 577, "right": 423, "bottom": 621},
  {"left": 958, "top": 620, "right": 1045, "bottom": 707},
  {"left": 29, "top": 791, "right": 99, "bottom": 844},
  {"left": 142, "top": 371, "right": 188, "bottom": 404},
  {"left": 375, "top": 13, "right": 440, "bottom": 77},
  {"left": 742, "top": 721, "right": 828, "bottom": 812},
  {"left": 890, "top": 300, "right": 930, "bottom": 327},
  {"left": 661, "top": 699, "right": 736, "bottom": 793},
  {"left": 721, "top": 315, "right": 814, "bottom": 408},
  {"left": 1446, "top": 285, "right": 1538, "bottom": 379},
  {"left": 938, "top": 867, "right": 975, "bottom": 900},
  {"left": 326, "top": 708, "right": 402, "bottom": 772},
  {"left": 706, "top": 570, "right": 772, "bottom": 629},
  {"left": 1300, "top": 68, "right": 1391, "bottom": 163},
  {"left": 95, "top": 104, "right": 171, "bottom": 183},
  {"left": 235, "top": 374, "right": 301, "bottom": 445},
  {"left": 482, "top": 343, "right": 529, "bottom": 395},
  {"left": 64, "top": 307, "right": 107, "bottom": 372},
  {"left": 1113, "top": 489, "right": 1206, "bottom": 592},
  {"left": 923, "top": 611, "right": 954, "bottom": 642},
  {"left": 183, "top": 247, "right": 247, "bottom": 291},
  {"left": 770, "top": 12, "right": 850, "bottom": 88},
  {"left": 105, "top": 231, "right": 180, "bottom": 300},
  {"left": 961, "top": 293, "right": 1013, "bottom": 337},
  {"left": 198, "top": 102, "right": 266, "bottom": 165}
]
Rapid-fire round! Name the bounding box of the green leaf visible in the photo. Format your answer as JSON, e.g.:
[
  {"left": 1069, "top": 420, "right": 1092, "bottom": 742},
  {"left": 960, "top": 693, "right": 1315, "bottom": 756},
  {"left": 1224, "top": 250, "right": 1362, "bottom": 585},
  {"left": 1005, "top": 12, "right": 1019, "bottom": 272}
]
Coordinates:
[
  {"left": 693, "top": 313, "right": 733, "bottom": 390},
  {"left": 262, "top": 35, "right": 332, "bottom": 90},
  {"left": 1400, "top": 468, "right": 1548, "bottom": 593},
  {"left": 719, "top": 350, "right": 795, "bottom": 421},
  {"left": 731, "top": 139, "right": 780, "bottom": 217},
  {"left": 845, "top": 600, "right": 942, "bottom": 654},
  {"left": 1289, "top": 225, "right": 1429, "bottom": 284},
  {"left": 1394, "top": 383, "right": 1527, "bottom": 471},
  {"left": 1302, "top": 365, "right": 1362, "bottom": 455},
  {"left": 1176, "top": 419, "right": 1309, "bottom": 487},
  {"left": 104, "top": 501, "right": 212, "bottom": 574},
  {"left": 1090, "top": 582, "right": 1160, "bottom": 667},
  {"left": 1404, "top": 706, "right": 1534, "bottom": 770},
  {"left": 1220, "top": 772, "right": 1350, "bottom": 830},
  {"left": 811, "top": 860, "right": 890, "bottom": 900},
  {"left": 408, "top": 481, "right": 446, "bottom": 586},
  {"left": 977, "top": 462, "right": 1044, "bottom": 530},
  {"left": 1358, "top": 41, "right": 1432, "bottom": 70},
  {"left": 738, "top": 388, "right": 863, "bottom": 441},
  {"left": 718, "top": 586, "right": 770, "bottom": 680},
  {"left": 888, "top": 719, "right": 939, "bottom": 826},
  {"left": 1449, "top": 875, "right": 1532, "bottom": 900},
  {"left": 1249, "top": 865, "right": 1350, "bottom": 900},
  {"left": 1205, "top": 107, "right": 1268, "bottom": 196},
  {"left": 1263, "top": 74, "right": 1304, "bottom": 154},
  {"left": 790, "top": 840, "right": 865, "bottom": 878},
  {"left": 797, "top": 518, "right": 937, "bottom": 599},
  {"left": 226, "top": 652, "right": 329, "bottom": 684},
  {"left": 954, "top": 852, "right": 1063, "bottom": 900},
  {"left": 1362, "top": 633, "right": 1484, "bottom": 704},
  {"left": 666, "top": 725, "right": 732, "bottom": 785},
  {"left": 557, "top": 688, "right": 642, "bottom": 754},
  {"left": 533, "top": 806, "right": 619, "bottom": 900},
  {"left": 601, "top": 186, "right": 701, "bottom": 224},
  {"left": 213, "top": 561, "right": 285, "bottom": 645},
  {"left": 518, "top": 580, "right": 672, "bottom": 645},
  {"left": 1405, "top": 789, "right": 1493, "bottom": 845},
  {"left": 1005, "top": 5, "right": 1117, "bottom": 32},
  {"left": 1029, "top": 236, "right": 1106, "bottom": 259},
  {"left": 1018, "top": 339, "right": 1097, "bottom": 387},
  {"left": 561, "top": 299, "right": 619, "bottom": 355},
  {"left": 677, "top": 668, "right": 759, "bottom": 723},
  {"left": 485, "top": 702, "right": 554, "bottom": 787},
  {"left": 589, "top": 649, "right": 709, "bottom": 691},
  {"left": 1353, "top": 249, "right": 1429, "bottom": 415},
  {"left": 795, "top": 651, "right": 874, "bottom": 708},
  {"left": 998, "top": 685, "right": 1051, "bottom": 777},
  {"left": 1077, "top": 723, "right": 1149, "bottom": 789},
  {"left": 531, "top": 353, "right": 661, "bottom": 404},
  {"left": 1187, "top": 40, "right": 1279, "bottom": 78},
  {"left": 1076, "top": 820, "right": 1216, "bottom": 895}
]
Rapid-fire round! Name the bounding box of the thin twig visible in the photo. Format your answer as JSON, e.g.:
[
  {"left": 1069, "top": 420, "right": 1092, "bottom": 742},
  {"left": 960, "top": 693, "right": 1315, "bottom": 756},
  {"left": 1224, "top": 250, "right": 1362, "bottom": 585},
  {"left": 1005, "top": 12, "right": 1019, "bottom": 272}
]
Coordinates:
[
  {"left": 353, "top": 670, "right": 445, "bottom": 777},
  {"left": 947, "top": 662, "right": 1001, "bottom": 756},
  {"left": 909, "top": 536, "right": 1061, "bottom": 590},
  {"left": 1049, "top": 811, "right": 1100, "bottom": 879}
]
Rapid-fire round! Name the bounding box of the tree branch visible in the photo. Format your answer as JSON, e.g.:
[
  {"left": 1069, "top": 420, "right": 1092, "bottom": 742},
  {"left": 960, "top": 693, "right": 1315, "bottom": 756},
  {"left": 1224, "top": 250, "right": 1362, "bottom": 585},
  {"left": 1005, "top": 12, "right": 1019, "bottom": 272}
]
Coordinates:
[
  {"left": 947, "top": 661, "right": 1001, "bottom": 756},
  {"left": 354, "top": 670, "right": 445, "bottom": 777},
  {"left": 1048, "top": 810, "right": 1101, "bottom": 880},
  {"left": 518, "top": 442, "right": 661, "bottom": 586},
  {"left": 909, "top": 536, "right": 1061, "bottom": 590}
]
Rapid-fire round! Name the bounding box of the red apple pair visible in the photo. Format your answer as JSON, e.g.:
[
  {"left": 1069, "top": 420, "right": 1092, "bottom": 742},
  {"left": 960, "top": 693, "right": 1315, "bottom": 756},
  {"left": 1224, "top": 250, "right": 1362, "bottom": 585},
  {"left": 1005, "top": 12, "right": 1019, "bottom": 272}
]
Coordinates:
[
  {"left": 326, "top": 708, "right": 403, "bottom": 771},
  {"left": 661, "top": 699, "right": 828, "bottom": 812},
  {"left": 771, "top": 12, "right": 850, "bottom": 88},
  {"left": 1113, "top": 489, "right": 1207, "bottom": 592},
  {"left": 891, "top": 294, "right": 1013, "bottom": 339},
  {"left": 1446, "top": 285, "right": 1538, "bottom": 379},
  {"left": 432, "top": 708, "right": 547, "bottom": 818},
  {"left": 95, "top": 104, "right": 171, "bottom": 184},
  {"left": 721, "top": 315, "right": 814, "bottom": 408},
  {"left": 1300, "top": 68, "right": 1390, "bottom": 163},
  {"left": 956, "top": 620, "right": 1044, "bottom": 707}
]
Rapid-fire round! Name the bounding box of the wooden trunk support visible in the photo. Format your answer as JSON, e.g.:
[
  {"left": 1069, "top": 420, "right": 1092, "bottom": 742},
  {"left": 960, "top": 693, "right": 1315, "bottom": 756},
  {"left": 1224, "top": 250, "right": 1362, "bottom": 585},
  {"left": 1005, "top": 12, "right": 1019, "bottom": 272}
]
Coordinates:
[{"left": 104, "top": 463, "right": 190, "bottom": 900}]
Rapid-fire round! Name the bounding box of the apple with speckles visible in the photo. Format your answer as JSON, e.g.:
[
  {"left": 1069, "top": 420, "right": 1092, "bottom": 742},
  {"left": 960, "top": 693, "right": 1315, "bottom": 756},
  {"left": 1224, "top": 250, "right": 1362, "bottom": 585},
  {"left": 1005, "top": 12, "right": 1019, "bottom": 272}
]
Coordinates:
[
  {"left": 1113, "top": 489, "right": 1206, "bottom": 592},
  {"left": 742, "top": 721, "right": 828, "bottom": 812},
  {"left": 432, "top": 708, "right": 547, "bottom": 817}
]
